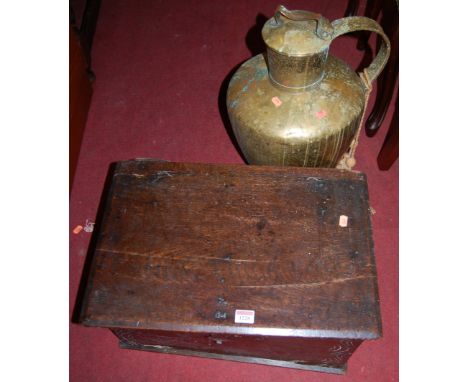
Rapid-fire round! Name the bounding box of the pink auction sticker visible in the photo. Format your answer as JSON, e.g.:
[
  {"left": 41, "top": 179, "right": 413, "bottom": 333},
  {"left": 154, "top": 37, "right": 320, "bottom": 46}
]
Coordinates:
[
  {"left": 271, "top": 97, "right": 282, "bottom": 107},
  {"left": 234, "top": 309, "right": 255, "bottom": 324},
  {"left": 315, "top": 110, "right": 327, "bottom": 119}
]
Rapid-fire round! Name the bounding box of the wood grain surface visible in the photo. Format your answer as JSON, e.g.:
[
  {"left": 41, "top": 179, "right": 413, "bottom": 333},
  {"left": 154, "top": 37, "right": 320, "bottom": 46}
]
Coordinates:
[{"left": 79, "top": 159, "right": 381, "bottom": 371}]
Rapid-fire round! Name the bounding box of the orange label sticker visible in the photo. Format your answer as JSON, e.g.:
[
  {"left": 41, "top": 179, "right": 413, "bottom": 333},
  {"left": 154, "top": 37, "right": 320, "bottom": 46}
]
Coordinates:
[
  {"left": 73, "top": 225, "right": 83, "bottom": 234},
  {"left": 271, "top": 97, "right": 282, "bottom": 107}
]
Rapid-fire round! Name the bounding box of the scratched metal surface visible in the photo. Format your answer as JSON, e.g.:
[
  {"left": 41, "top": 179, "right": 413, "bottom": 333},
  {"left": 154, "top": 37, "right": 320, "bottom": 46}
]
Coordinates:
[
  {"left": 80, "top": 160, "right": 381, "bottom": 340},
  {"left": 227, "top": 54, "right": 364, "bottom": 167},
  {"left": 226, "top": 6, "right": 390, "bottom": 168}
]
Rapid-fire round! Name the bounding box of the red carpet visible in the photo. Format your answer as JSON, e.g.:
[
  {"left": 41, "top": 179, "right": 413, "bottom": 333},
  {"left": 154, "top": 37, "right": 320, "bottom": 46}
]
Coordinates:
[{"left": 70, "top": 0, "right": 398, "bottom": 380}]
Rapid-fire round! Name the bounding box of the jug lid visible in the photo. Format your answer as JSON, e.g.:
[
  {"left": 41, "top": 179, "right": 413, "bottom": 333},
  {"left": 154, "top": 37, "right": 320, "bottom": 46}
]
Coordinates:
[{"left": 262, "top": 5, "right": 333, "bottom": 56}]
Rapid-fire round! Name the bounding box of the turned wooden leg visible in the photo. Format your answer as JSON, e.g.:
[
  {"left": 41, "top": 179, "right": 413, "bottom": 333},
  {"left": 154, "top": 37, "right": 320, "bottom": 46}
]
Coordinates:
[
  {"left": 345, "top": 0, "right": 360, "bottom": 17},
  {"left": 377, "top": 93, "right": 398, "bottom": 170},
  {"left": 357, "top": 0, "right": 383, "bottom": 50},
  {"left": 365, "top": 23, "right": 398, "bottom": 136}
]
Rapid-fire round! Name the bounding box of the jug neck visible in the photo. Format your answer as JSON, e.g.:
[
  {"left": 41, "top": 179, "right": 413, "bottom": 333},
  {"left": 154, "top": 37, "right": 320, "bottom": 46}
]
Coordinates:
[{"left": 266, "top": 47, "right": 328, "bottom": 92}]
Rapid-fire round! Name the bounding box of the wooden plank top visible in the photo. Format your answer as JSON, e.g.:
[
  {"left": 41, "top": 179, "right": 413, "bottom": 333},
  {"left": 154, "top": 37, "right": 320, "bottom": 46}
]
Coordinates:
[{"left": 80, "top": 160, "right": 381, "bottom": 339}]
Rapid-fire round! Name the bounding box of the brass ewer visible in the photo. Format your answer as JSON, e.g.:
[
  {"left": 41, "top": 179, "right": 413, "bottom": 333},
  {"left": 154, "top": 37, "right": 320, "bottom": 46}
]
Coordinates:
[{"left": 227, "top": 5, "right": 390, "bottom": 167}]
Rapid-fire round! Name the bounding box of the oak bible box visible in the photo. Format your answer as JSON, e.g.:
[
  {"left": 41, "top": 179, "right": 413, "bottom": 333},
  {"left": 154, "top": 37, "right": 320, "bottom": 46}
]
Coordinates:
[{"left": 79, "top": 159, "right": 381, "bottom": 374}]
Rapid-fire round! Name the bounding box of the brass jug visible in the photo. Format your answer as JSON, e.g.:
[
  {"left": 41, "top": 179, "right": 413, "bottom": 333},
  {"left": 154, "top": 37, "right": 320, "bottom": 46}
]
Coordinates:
[{"left": 227, "top": 5, "right": 390, "bottom": 167}]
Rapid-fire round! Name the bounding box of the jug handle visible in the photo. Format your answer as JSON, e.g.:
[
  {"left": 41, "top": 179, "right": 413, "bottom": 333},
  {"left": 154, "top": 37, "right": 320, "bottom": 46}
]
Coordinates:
[
  {"left": 274, "top": 6, "right": 390, "bottom": 83},
  {"left": 330, "top": 16, "right": 391, "bottom": 83}
]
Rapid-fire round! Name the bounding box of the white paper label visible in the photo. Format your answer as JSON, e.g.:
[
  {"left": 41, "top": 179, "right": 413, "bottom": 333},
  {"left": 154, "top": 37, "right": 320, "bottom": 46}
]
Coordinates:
[
  {"left": 234, "top": 309, "right": 255, "bottom": 324},
  {"left": 339, "top": 215, "right": 348, "bottom": 227}
]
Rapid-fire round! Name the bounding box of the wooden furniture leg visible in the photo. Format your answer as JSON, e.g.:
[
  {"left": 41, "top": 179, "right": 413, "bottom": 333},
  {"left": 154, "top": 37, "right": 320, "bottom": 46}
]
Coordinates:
[
  {"left": 69, "top": 0, "right": 101, "bottom": 192},
  {"left": 79, "top": 0, "right": 102, "bottom": 80},
  {"left": 365, "top": 23, "right": 398, "bottom": 136},
  {"left": 357, "top": 0, "right": 383, "bottom": 50},
  {"left": 377, "top": 93, "right": 398, "bottom": 170},
  {"left": 70, "top": 26, "right": 93, "bottom": 191},
  {"left": 345, "top": 0, "right": 360, "bottom": 17}
]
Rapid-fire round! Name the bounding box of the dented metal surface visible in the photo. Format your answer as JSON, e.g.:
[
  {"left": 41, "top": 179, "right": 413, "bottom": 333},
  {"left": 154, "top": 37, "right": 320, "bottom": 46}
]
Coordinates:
[{"left": 226, "top": 5, "right": 390, "bottom": 167}]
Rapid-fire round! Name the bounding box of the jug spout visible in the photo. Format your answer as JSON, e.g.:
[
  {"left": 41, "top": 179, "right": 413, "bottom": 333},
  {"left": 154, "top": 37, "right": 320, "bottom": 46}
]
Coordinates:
[{"left": 262, "top": 5, "right": 333, "bottom": 91}]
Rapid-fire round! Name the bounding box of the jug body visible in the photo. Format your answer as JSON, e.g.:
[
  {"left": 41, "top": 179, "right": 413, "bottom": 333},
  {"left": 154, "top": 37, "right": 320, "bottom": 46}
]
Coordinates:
[
  {"left": 226, "top": 5, "right": 390, "bottom": 167},
  {"left": 227, "top": 54, "right": 365, "bottom": 167}
]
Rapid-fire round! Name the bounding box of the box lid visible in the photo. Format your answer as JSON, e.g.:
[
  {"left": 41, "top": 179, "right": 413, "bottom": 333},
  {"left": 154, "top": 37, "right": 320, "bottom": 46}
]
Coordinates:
[{"left": 80, "top": 160, "right": 381, "bottom": 339}]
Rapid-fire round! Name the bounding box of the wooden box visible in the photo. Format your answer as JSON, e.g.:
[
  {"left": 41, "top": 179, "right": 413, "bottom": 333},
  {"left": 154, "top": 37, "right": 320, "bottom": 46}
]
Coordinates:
[{"left": 79, "top": 160, "right": 381, "bottom": 374}]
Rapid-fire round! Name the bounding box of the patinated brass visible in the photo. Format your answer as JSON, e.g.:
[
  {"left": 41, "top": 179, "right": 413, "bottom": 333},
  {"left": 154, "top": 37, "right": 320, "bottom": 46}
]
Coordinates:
[{"left": 227, "top": 5, "right": 390, "bottom": 167}]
